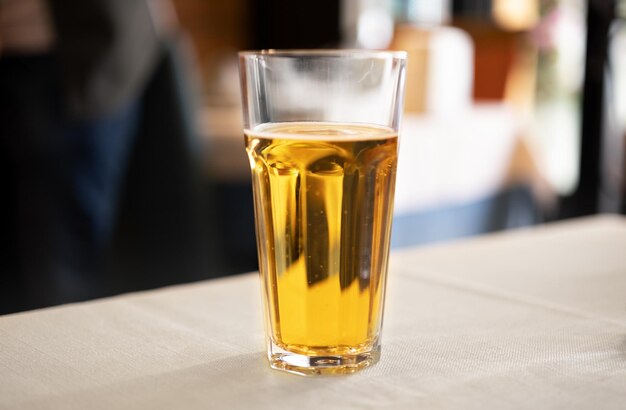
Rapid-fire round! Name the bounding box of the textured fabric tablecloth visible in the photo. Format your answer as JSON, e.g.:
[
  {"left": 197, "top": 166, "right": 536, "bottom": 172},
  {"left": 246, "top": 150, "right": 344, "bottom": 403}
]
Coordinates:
[{"left": 2, "top": 216, "right": 626, "bottom": 409}]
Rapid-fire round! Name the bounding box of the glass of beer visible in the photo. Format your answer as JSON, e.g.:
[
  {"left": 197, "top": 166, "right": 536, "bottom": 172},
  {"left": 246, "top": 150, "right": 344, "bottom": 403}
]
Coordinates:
[{"left": 239, "top": 50, "right": 406, "bottom": 375}]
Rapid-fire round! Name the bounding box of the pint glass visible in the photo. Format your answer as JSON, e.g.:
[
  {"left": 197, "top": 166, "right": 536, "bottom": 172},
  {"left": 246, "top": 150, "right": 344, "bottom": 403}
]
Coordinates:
[{"left": 239, "top": 50, "right": 406, "bottom": 375}]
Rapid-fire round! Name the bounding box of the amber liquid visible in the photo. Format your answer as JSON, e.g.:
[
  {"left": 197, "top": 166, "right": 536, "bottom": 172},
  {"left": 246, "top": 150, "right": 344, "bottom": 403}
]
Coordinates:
[{"left": 245, "top": 122, "right": 398, "bottom": 357}]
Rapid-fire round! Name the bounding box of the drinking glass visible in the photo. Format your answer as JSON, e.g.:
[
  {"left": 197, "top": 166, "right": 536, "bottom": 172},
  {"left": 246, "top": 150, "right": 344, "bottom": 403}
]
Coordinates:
[{"left": 239, "top": 50, "right": 406, "bottom": 375}]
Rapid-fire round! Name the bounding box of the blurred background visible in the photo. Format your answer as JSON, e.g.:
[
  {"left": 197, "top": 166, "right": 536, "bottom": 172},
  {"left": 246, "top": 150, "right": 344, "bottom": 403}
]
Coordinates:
[{"left": 1, "top": 0, "right": 625, "bottom": 314}]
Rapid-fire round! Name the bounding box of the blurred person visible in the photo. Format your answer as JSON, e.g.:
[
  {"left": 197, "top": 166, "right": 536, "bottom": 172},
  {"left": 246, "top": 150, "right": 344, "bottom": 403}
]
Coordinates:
[{"left": 0, "top": 0, "right": 206, "bottom": 314}]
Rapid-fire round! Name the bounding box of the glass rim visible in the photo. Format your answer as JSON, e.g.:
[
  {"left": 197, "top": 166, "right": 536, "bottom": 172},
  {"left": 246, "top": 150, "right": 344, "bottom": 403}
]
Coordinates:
[{"left": 238, "top": 49, "right": 407, "bottom": 60}]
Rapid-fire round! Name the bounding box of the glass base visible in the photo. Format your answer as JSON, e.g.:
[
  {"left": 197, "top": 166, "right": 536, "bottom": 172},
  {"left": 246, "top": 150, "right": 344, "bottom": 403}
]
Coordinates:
[{"left": 268, "top": 341, "right": 381, "bottom": 376}]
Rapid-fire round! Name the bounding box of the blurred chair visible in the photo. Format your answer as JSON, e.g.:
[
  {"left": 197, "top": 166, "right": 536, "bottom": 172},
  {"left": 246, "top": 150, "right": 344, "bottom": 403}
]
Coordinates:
[
  {"left": 388, "top": 15, "right": 546, "bottom": 248},
  {"left": 391, "top": 104, "right": 543, "bottom": 248}
]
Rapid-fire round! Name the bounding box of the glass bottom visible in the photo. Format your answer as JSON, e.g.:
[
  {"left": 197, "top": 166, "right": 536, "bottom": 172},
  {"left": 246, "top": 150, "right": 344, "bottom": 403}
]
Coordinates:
[{"left": 268, "top": 340, "right": 381, "bottom": 376}]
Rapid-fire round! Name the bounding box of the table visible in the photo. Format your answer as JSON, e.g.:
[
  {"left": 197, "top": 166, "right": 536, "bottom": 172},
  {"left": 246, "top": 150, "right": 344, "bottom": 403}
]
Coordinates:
[{"left": 2, "top": 216, "right": 626, "bottom": 409}]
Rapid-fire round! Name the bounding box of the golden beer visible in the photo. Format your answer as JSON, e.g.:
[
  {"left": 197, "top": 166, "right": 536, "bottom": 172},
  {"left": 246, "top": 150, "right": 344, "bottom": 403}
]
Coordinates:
[{"left": 245, "top": 122, "right": 398, "bottom": 370}]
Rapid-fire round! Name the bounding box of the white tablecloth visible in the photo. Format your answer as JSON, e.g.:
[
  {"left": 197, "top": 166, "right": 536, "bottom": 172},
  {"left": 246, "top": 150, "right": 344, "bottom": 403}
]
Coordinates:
[{"left": 2, "top": 216, "right": 626, "bottom": 409}]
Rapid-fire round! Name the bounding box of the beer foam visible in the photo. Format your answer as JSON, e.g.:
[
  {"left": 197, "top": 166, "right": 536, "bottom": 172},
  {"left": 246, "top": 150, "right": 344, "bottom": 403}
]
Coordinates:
[{"left": 245, "top": 122, "right": 397, "bottom": 141}]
